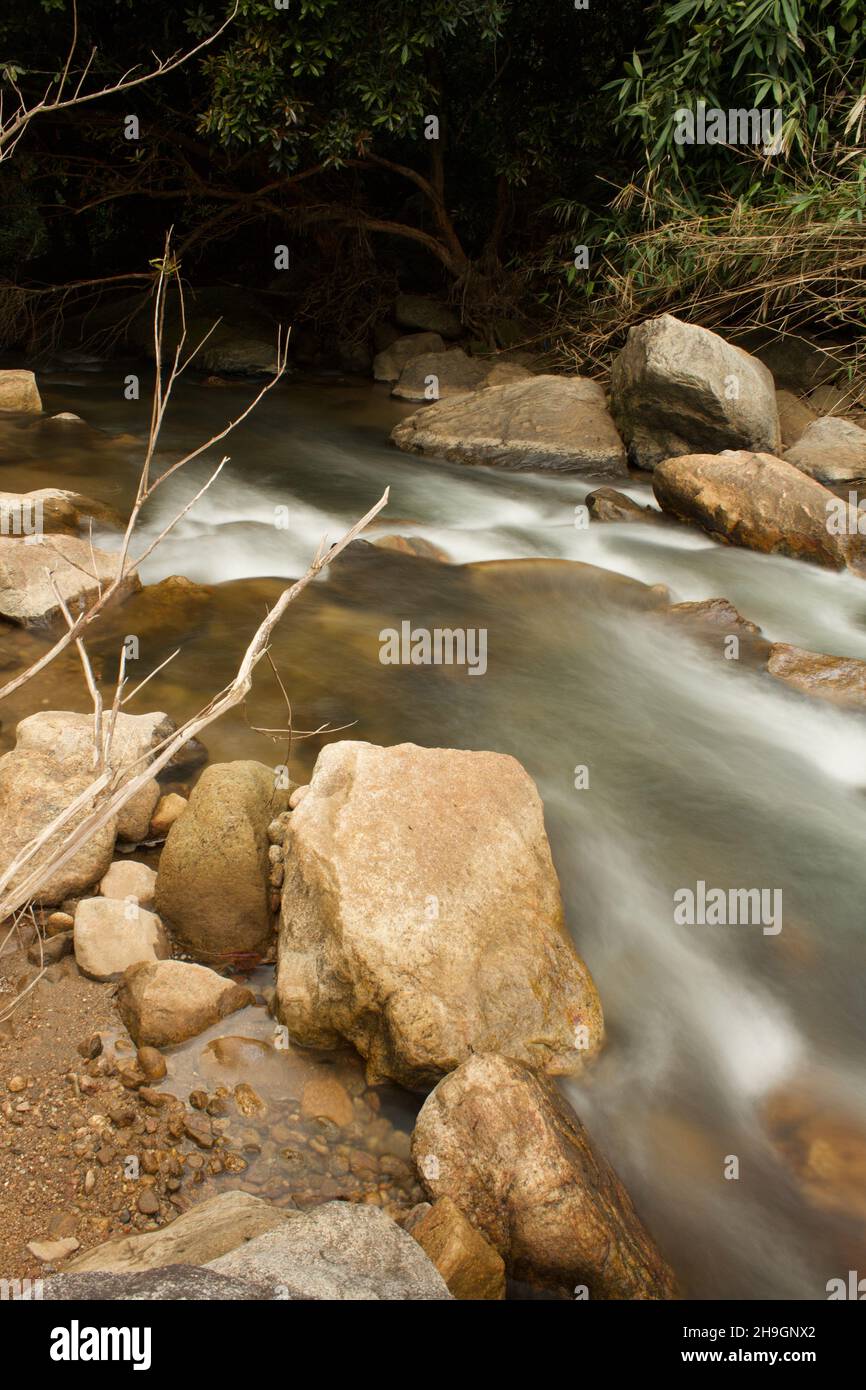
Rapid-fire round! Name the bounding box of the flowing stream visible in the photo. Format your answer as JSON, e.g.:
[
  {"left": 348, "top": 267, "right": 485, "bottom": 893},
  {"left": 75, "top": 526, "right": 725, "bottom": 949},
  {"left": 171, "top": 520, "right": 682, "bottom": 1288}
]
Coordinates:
[{"left": 3, "top": 364, "right": 866, "bottom": 1299}]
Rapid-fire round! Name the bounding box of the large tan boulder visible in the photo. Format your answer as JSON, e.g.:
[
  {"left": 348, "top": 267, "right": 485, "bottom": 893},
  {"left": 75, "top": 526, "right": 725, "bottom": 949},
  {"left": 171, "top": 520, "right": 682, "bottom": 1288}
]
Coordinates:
[
  {"left": 0, "top": 750, "right": 117, "bottom": 905},
  {"left": 0, "top": 369, "right": 42, "bottom": 413},
  {"left": 784, "top": 416, "right": 866, "bottom": 485},
  {"left": 15, "top": 710, "right": 166, "bottom": 843},
  {"left": 610, "top": 315, "right": 780, "bottom": 469},
  {"left": 116, "top": 959, "right": 255, "bottom": 1047},
  {"left": 653, "top": 450, "right": 866, "bottom": 572},
  {"left": 373, "top": 332, "right": 445, "bottom": 382},
  {"left": 409, "top": 1196, "right": 506, "bottom": 1300},
  {"left": 73, "top": 897, "right": 169, "bottom": 981},
  {"left": 155, "top": 761, "right": 291, "bottom": 965},
  {"left": 0, "top": 534, "right": 139, "bottom": 625},
  {"left": 276, "top": 740, "right": 603, "bottom": 1091},
  {"left": 65, "top": 1191, "right": 292, "bottom": 1273},
  {"left": 412, "top": 1053, "right": 678, "bottom": 1299},
  {"left": 392, "top": 375, "right": 627, "bottom": 474}
]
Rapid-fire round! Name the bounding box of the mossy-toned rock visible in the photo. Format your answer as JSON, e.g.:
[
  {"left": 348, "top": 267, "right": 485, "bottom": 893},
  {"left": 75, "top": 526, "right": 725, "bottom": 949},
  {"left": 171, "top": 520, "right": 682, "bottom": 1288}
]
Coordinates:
[
  {"left": 392, "top": 349, "right": 488, "bottom": 401},
  {"left": 412, "top": 1053, "right": 678, "bottom": 1299},
  {"left": 775, "top": 390, "right": 816, "bottom": 448},
  {"left": 276, "top": 740, "right": 603, "bottom": 1091},
  {"left": 155, "top": 761, "right": 291, "bottom": 964}
]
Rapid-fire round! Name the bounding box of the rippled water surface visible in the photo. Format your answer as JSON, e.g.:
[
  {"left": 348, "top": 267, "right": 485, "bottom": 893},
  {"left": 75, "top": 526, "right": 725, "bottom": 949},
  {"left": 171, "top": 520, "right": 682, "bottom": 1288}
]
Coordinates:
[{"left": 3, "top": 366, "right": 866, "bottom": 1298}]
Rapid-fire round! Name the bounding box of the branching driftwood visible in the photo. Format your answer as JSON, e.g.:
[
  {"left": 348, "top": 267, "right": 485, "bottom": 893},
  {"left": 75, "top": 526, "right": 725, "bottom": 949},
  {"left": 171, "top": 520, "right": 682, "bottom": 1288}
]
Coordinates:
[{"left": 0, "top": 240, "right": 389, "bottom": 979}]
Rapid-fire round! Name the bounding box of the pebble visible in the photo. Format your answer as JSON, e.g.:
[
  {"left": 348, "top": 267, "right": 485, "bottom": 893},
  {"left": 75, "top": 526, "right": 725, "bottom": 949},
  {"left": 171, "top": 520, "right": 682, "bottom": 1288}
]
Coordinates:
[
  {"left": 7, "top": 1076, "right": 26, "bottom": 1093},
  {"left": 136, "top": 1047, "right": 167, "bottom": 1082},
  {"left": 137, "top": 1190, "right": 160, "bottom": 1216}
]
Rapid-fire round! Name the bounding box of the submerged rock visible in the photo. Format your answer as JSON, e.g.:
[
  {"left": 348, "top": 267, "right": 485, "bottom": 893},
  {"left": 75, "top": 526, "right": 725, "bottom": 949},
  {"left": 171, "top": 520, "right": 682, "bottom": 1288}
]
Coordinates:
[
  {"left": 391, "top": 375, "right": 627, "bottom": 474},
  {"left": 412, "top": 1053, "right": 678, "bottom": 1299},
  {"left": 610, "top": 315, "right": 780, "bottom": 469},
  {"left": 585, "top": 488, "right": 661, "bottom": 524},
  {"left": 276, "top": 740, "right": 603, "bottom": 1091},
  {"left": 207, "top": 1201, "right": 453, "bottom": 1300},
  {"left": 763, "top": 1085, "right": 866, "bottom": 1223},
  {"left": 766, "top": 643, "right": 866, "bottom": 709},
  {"left": 653, "top": 450, "right": 866, "bottom": 572},
  {"left": 116, "top": 959, "right": 255, "bottom": 1047},
  {"left": 155, "top": 761, "right": 291, "bottom": 964}
]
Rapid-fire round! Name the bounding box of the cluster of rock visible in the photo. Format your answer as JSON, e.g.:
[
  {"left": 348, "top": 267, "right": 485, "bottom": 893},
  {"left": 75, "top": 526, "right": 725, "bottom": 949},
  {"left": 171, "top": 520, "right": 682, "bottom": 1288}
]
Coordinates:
[
  {"left": 4, "top": 726, "right": 679, "bottom": 1300},
  {"left": 384, "top": 314, "right": 866, "bottom": 575}
]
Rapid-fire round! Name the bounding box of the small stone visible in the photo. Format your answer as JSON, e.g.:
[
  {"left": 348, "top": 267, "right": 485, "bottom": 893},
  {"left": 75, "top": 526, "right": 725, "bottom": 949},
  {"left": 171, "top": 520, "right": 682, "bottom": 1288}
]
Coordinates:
[
  {"left": 138, "top": 1088, "right": 175, "bottom": 1109},
  {"left": 27, "top": 932, "right": 73, "bottom": 966},
  {"left": 83, "top": 1169, "right": 96, "bottom": 1194},
  {"left": 46, "top": 911, "right": 75, "bottom": 936},
  {"left": 136, "top": 1047, "right": 167, "bottom": 1082},
  {"left": 98, "top": 860, "right": 157, "bottom": 908},
  {"left": 77, "top": 1033, "right": 103, "bottom": 1060},
  {"left": 137, "top": 1190, "right": 160, "bottom": 1216},
  {"left": 183, "top": 1114, "right": 214, "bottom": 1149},
  {"left": 349, "top": 1148, "right": 379, "bottom": 1176},
  {"left": 149, "top": 793, "right": 188, "bottom": 838},
  {"left": 233, "top": 1082, "right": 267, "bottom": 1119},
  {"left": 301, "top": 1076, "right": 354, "bottom": 1129},
  {"left": 410, "top": 1196, "right": 506, "bottom": 1300},
  {"left": 189, "top": 1089, "right": 209, "bottom": 1111},
  {"left": 27, "top": 1237, "right": 79, "bottom": 1262},
  {"left": 7, "top": 1076, "right": 26, "bottom": 1093}
]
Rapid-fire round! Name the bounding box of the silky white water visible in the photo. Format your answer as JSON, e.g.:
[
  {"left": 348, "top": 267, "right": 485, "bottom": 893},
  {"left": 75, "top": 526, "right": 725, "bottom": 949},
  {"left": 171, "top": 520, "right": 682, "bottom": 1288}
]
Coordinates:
[{"left": 3, "top": 367, "right": 865, "bottom": 1298}]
